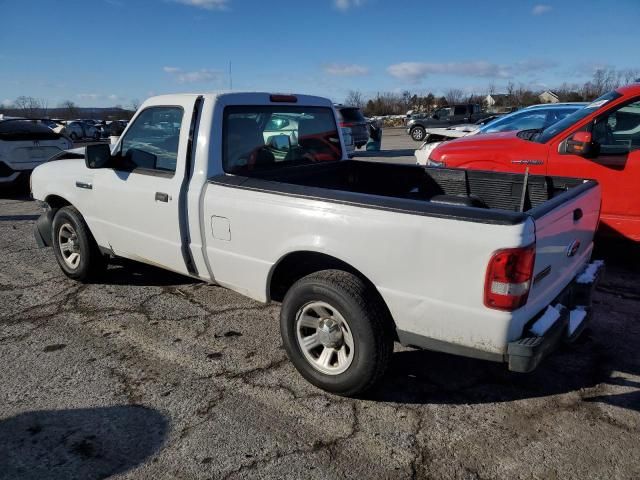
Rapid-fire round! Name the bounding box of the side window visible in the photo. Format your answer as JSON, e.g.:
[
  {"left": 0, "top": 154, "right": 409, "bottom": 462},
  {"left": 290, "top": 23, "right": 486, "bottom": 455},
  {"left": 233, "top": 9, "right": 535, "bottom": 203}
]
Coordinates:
[
  {"left": 453, "top": 106, "right": 467, "bottom": 116},
  {"left": 435, "top": 108, "right": 451, "bottom": 119},
  {"left": 593, "top": 100, "right": 640, "bottom": 154},
  {"left": 119, "top": 106, "right": 184, "bottom": 173}
]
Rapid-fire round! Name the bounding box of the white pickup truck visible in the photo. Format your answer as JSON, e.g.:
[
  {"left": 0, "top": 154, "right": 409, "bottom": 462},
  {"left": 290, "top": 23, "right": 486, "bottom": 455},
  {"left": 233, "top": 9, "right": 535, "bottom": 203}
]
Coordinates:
[{"left": 31, "top": 92, "right": 604, "bottom": 396}]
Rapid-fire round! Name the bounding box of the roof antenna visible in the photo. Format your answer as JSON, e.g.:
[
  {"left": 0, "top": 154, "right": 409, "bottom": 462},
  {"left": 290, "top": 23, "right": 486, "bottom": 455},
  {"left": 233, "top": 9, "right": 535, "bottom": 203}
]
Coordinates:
[{"left": 519, "top": 167, "right": 530, "bottom": 213}]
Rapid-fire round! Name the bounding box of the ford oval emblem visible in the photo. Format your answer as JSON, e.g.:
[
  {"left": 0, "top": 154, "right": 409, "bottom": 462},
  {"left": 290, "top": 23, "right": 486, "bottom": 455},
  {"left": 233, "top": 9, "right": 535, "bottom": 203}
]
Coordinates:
[{"left": 566, "top": 240, "right": 581, "bottom": 257}]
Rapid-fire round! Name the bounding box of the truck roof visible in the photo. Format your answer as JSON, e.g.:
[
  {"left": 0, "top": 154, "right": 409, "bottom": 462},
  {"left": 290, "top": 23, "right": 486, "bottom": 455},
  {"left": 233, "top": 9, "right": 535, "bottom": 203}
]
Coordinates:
[{"left": 144, "top": 92, "right": 333, "bottom": 108}]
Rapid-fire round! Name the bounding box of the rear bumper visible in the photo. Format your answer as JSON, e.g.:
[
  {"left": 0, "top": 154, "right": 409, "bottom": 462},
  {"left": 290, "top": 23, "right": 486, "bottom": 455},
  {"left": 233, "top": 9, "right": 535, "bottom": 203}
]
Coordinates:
[{"left": 506, "top": 260, "right": 604, "bottom": 373}]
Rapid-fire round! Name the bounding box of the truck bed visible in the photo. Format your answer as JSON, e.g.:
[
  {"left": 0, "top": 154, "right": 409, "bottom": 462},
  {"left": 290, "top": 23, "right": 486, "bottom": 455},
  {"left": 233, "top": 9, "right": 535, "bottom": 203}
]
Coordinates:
[{"left": 210, "top": 160, "right": 595, "bottom": 225}]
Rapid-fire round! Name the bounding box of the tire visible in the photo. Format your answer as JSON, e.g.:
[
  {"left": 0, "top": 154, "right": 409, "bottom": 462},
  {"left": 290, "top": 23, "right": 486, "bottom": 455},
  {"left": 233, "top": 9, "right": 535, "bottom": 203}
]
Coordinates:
[
  {"left": 410, "top": 126, "right": 426, "bottom": 141},
  {"left": 280, "top": 269, "right": 393, "bottom": 396},
  {"left": 52, "top": 206, "right": 107, "bottom": 281}
]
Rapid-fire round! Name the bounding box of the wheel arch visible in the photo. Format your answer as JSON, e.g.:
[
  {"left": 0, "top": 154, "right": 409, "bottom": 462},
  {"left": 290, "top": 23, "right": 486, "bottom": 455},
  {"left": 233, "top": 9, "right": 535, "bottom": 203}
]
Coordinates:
[{"left": 267, "top": 250, "right": 397, "bottom": 332}]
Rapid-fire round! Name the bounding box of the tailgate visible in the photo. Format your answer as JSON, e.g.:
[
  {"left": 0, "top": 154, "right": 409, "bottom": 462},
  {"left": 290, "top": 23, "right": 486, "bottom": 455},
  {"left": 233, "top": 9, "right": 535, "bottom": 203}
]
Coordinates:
[{"left": 527, "top": 181, "right": 601, "bottom": 306}]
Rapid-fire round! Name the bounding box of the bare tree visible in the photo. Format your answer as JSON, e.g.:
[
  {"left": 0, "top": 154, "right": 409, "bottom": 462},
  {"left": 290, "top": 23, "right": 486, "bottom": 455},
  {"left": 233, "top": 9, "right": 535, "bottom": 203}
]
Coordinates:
[
  {"left": 130, "top": 99, "right": 141, "bottom": 111},
  {"left": 344, "top": 90, "right": 364, "bottom": 108},
  {"left": 58, "top": 100, "right": 79, "bottom": 120},
  {"left": 14, "top": 96, "right": 45, "bottom": 118},
  {"left": 444, "top": 88, "right": 464, "bottom": 105}
]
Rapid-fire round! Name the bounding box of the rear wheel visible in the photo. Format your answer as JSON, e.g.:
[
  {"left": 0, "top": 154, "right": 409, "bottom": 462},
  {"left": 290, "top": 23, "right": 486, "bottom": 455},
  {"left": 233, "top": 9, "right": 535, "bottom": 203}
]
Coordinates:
[
  {"left": 410, "top": 126, "right": 426, "bottom": 141},
  {"left": 280, "top": 270, "right": 393, "bottom": 396},
  {"left": 52, "top": 206, "right": 106, "bottom": 281}
]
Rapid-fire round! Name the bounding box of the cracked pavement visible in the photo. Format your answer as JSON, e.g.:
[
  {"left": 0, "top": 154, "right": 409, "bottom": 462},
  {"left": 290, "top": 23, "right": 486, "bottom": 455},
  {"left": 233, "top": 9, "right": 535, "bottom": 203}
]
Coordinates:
[{"left": 1, "top": 188, "right": 639, "bottom": 480}]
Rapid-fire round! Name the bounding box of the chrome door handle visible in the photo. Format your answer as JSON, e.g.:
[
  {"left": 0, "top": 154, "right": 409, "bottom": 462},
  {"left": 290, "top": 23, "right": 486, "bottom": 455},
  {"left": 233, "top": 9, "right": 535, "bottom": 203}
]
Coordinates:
[
  {"left": 155, "top": 192, "right": 169, "bottom": 202},
  {"left": 75, "top": 181, "right": 92, "bottom": 190}
]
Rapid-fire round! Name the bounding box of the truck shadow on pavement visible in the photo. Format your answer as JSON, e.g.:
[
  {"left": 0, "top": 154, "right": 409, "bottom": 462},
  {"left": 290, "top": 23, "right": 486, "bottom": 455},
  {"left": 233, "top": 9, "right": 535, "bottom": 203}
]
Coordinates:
[
  {"left": 98, "top": 258, "right": 199, "bottom": 287},
  {"left": 0, "top": 405, "right": 168, "bottom": 480}
]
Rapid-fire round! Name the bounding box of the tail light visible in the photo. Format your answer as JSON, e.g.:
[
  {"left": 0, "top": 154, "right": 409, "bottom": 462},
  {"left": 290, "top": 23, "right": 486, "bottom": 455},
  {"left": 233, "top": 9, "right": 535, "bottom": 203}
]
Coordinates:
[
  {"left": 340, "top": 122, "right": 354, "bottom": 128},
  {"left": 484, "top": 244, "right": 536, "bottom": 311}
]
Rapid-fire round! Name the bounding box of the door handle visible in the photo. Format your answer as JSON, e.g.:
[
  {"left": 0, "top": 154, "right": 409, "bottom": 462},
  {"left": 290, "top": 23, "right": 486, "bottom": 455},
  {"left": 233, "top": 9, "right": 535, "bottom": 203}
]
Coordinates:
[
  {"left": 573, "top": 208, "right": 583, "bottom": 222},
  {"left": 75, "top": 181, "right": 92, "bottom": 190},
  {"left": 155, "top": 192, "right": 169, "bottom": 202},
  {"left": 511, "top": 159, "right": 544, "bottom": 165}
]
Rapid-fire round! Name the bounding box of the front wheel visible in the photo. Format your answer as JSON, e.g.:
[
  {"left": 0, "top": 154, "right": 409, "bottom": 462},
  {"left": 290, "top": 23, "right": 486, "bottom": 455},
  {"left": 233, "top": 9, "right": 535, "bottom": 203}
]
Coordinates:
[
  {"left": 280, "top": 270, "right": 393, "bottom": 396},
  {"left": 410, "top": 126, "right": 426, "bottom": 141},
  {"left": 52, "top": 206, "right": 106, "bottom": 281}
]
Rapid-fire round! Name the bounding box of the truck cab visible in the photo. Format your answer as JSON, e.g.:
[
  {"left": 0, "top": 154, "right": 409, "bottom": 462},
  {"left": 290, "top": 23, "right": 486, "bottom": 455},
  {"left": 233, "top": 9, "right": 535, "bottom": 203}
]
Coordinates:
[{"left": 429, "top": 84, "right": 640, "bottom": 241}]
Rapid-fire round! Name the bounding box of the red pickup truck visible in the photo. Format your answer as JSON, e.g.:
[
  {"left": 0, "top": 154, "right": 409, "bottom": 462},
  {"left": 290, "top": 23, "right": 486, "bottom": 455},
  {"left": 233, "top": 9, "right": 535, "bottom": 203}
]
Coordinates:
[{"left": 429, "top": 84, "right": 640, "bottom": 241}]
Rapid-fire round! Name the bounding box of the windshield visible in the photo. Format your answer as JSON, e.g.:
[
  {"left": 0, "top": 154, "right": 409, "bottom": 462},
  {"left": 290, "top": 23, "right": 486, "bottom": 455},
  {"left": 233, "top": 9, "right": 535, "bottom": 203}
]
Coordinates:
[
  {"left": 0, "top": 119, "right": 62, "bottom": 140},
  {"left": 223, "top": 106, "right": 342, "bottom": 174},
  {"left": 535, "top": 91, "right": 623, "bottom": 143}
]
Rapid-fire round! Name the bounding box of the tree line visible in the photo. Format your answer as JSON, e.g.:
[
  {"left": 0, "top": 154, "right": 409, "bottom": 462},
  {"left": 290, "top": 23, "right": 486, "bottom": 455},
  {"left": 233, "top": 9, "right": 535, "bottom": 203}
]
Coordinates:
[
  {"left": 0, "top": 97, "right": 138, "bottom": 120},
  {"left": 344, "top": 68, "right": 640, "bottom": 117}
]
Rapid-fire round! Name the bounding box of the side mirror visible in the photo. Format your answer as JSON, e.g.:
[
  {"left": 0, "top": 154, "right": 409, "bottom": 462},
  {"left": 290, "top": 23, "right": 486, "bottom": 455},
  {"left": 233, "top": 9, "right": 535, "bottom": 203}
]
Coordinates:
[
  {"left": 564, "top": 131, "right": 594, "bottom": 157},
  {"left": 85, "top": 143, "right": 112, "bottom": 169}
]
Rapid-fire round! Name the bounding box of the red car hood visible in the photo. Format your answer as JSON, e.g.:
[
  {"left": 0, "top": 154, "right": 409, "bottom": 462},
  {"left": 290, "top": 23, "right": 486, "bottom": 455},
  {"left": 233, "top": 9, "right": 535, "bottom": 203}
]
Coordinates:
[{"left": 431, "top": 130, "right": 525, "bottom": 159}]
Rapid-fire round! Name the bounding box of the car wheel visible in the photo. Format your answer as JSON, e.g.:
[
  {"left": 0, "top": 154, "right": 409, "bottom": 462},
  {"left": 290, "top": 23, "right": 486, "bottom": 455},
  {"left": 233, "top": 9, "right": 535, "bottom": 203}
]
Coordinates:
[
  {"left": 280, "top": 269, "right": 393, "bottom": 396},
  {"left": 410, "top": 126, "right": 426, "bottom": 141},
  {"left": 52, "top": 206, "right": 107, "bottom": 282}
]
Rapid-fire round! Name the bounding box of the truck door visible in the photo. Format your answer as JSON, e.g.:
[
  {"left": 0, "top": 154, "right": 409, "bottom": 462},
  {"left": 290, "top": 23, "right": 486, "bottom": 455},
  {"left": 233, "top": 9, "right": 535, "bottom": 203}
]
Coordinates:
[
  {"left": 90, "top": 97, "right": 199, "bottom": 275},
  {"left": 547, "top": 98, "right": 640, "bottom": 240}
]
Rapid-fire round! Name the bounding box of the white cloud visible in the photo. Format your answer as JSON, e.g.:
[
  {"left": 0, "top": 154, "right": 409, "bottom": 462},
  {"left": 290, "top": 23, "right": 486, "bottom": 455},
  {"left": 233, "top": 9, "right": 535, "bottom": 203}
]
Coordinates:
[
  {"left": 172, "top": 0, "right": 228, "bottom": 10},
  {"left": 323, "top": 63, "right": 370, "bottom": 76},
  {"left": 163, "top": 66, "right": 222, "bottom": 84},
  {"left": 532, "top": 4, "right": 552, "bottom": 15},
  {"left": 77, "top": 93, "right": 102, "bottom": 100},
  {"left": 334, "top": 0, "right": 365, "bottom": 11},
  {"left": 108, "top": 94, "right": 119, "bottom": 101},
  {"left": 1, "top": 99, "right": 12, "bottom": 107},
  {"left": 387, "top": 59, "right": 557, "bottom": 82}
]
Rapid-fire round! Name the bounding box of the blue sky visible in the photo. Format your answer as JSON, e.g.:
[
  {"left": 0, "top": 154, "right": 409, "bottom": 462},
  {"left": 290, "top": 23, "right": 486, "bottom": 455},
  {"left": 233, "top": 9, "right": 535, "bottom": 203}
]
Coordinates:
[{"left": 0, "top": 0, "right": 638, "bottom": 107}]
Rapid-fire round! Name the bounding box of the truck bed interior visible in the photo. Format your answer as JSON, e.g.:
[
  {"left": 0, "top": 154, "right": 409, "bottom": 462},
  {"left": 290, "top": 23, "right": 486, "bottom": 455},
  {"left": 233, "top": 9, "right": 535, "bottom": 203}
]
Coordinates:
[{"left": 211, "top": 160, "right": 595, "bottom": 225}]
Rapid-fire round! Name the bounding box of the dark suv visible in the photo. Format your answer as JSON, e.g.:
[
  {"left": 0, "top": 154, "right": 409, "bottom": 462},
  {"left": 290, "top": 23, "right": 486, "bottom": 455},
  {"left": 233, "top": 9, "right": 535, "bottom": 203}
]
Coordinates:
[{"left": 334, "top": 105, "right": 368, "bottom": 148}]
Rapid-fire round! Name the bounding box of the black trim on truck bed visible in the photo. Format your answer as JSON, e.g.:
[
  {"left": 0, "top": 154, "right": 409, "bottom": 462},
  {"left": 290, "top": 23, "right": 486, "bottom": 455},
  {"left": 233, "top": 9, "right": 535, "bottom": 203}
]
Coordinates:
[
  {"left": 207, "top": 161, "right": 598, "bottom": 226},
  {"left": 209, "top": 173, "right": 529, "bottom": 225}
]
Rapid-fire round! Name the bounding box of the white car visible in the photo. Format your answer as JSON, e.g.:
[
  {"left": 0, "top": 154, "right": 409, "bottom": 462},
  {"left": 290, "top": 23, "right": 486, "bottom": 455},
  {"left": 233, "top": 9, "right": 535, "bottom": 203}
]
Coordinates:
[
  {"left": 31, "top": 92, "right": 602, "bottom": 396},
  {"left": 416, "top": 103, "right": 587, "bottom": 165},
  {"left": 0, "top": 119, "right": 72, "bottom": 184}
]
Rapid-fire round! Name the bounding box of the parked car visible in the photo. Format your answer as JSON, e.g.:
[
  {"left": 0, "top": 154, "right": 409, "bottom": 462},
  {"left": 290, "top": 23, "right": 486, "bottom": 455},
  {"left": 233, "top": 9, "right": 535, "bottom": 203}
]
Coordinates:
[
  {"left": 416, "top": 104, "right": 586, "bottom": 165},
  {"left": 407, "top": 104, "right": 494, "bottom": 141},
  {"left": 65, "top": 121, "right": 100, "bottom": 141},
  {"left": 429, "top": 84, "right": 640, "bottom": 241},
  {"left": 335, "top": 105, "right": 368, "bottom": 148},
  {"left": 0, "top": 118, "right": 72, "bottom": 185},
  {"left": 31, "top": 92, "right": 603, "bottom": 396}
]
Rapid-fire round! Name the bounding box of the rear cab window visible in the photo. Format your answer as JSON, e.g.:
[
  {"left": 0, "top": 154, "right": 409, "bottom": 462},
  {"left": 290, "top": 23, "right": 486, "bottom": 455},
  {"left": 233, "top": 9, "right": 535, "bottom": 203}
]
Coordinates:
[{"left": 222, "top": 106, "right": 342, "bottom": 174}]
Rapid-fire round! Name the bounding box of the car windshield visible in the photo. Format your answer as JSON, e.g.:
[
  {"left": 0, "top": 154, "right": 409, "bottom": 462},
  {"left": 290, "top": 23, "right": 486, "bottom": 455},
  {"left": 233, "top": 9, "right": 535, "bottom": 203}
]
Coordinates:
[
  {"left": 534, "top": 91, "right": 623, "bottom": 143},
  {"left": 223, "top": 105, "right": 342, "bottom": 174},
  {"left": 478, "top": 106, "right": 582, "bottom": 134}
]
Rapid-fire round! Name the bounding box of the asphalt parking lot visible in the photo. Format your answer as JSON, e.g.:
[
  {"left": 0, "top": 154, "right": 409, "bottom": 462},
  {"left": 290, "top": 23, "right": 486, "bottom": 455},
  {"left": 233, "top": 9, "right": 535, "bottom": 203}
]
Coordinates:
[{"left": 1, "top": 134, "right": 639, "bottom": 479}]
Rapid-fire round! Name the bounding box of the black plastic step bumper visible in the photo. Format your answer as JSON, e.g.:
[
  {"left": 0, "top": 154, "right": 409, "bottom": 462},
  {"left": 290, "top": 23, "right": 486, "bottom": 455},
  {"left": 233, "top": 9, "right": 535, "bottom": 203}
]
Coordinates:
[{"left": 507, "top": 260, "right": 604, "bottom": 373}]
